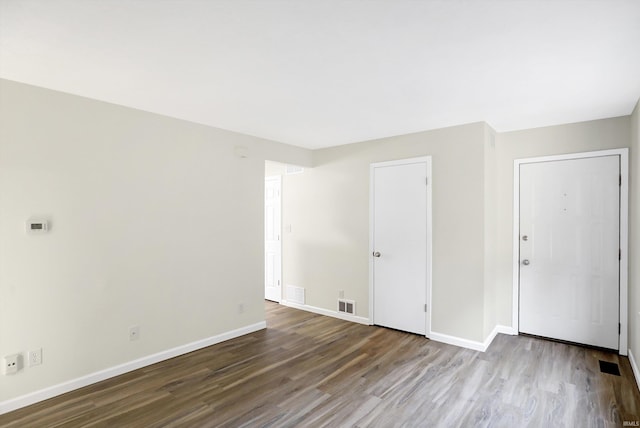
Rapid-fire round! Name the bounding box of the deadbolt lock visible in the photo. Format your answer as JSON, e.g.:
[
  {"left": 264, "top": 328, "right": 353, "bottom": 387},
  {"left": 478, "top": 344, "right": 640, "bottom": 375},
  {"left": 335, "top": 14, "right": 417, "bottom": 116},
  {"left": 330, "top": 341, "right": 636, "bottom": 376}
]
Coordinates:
[{"left": 522, "top": 235, "right": 528, "bottom": 241}]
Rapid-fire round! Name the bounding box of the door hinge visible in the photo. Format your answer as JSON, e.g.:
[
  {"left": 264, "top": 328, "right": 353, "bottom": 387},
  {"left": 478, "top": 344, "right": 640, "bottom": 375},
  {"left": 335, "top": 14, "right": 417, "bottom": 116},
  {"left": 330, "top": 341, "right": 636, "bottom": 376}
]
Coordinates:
[
  {"left": 619, "top": 174, "right": 622, "bottom": 186},
  {"left": 278, "top": 279, "right": 280, "bottom": 286},
  {"left": 619, "top": 249, "right": 621, "bottom": 260},
  {"left": 619, "top": 323, "right": 621, "bottom": 334},
  {"left": 424, "top": 304, "right": 427, "bottom": 312},
  {"left": 425, "top": 177, "right": 428, "bottom": 186}
]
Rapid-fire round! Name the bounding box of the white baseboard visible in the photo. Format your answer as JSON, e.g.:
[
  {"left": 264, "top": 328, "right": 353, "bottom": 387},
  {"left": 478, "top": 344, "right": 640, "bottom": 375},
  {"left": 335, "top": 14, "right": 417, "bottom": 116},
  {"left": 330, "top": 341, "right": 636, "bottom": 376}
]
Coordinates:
[
  {"left": 280, "top": 299, "right": 516, "bottom": 353},
  {"left": 429, "top": 324, "right": 515, "bottom": 353},
  {"left": 0, "top": 321, "right": 266, "bottom": 416},
  {"left": 280, "top": 300, "right": 371, "bottom": 325},
  {"left": 628, "top": 348, "right": 640, "bottom": 394},
  {"left": 429, "top": 331, "right": 487, "bottom": 352},
  {"left": 483, "top": 325, "right": 517, "bottom": 350}
]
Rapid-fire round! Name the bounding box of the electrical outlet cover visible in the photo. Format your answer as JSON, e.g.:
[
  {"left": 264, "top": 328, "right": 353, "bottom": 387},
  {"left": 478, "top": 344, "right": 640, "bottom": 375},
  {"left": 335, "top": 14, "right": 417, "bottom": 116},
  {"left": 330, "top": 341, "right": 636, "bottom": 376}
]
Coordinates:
[{"left": 28, "top": 348, "right": 43, "bottom": 367}]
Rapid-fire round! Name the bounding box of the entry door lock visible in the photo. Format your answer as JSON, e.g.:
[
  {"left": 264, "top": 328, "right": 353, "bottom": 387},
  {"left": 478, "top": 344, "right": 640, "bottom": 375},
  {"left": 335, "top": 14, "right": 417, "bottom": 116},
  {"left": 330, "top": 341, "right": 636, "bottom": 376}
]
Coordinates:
[
  {"left": 522, "top": 235, "right": 528, "bottom": 241},
  {"left": 522, "top": 259, "right": 530, "bottom": 266}
]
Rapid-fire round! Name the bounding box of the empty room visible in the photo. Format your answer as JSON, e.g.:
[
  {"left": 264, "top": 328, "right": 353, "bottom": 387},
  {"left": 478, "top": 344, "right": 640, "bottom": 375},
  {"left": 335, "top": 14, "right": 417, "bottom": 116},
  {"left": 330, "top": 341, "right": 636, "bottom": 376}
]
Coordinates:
[{"left": 1, "top": 0, "right": 640, "bottom": 426}]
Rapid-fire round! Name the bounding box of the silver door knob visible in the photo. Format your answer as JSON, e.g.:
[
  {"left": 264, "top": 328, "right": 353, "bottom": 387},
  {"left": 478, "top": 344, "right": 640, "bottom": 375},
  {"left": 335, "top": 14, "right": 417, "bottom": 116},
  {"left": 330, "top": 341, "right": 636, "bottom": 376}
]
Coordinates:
[
  {"left": 522, "top": 235, "right": 528, "bottom": 241},
  {"left": 372, "top": 251, "right": 381, "bottom": 257},
  {"left": 522, "top": 259, "right": 530, "bottom": 266}
]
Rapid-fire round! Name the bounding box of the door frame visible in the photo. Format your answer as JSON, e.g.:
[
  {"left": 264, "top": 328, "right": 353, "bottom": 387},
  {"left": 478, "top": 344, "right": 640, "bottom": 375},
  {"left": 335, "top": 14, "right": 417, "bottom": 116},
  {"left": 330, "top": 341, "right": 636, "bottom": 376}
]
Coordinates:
[
  {"left": 265, "top": 175, "right": 282, "bottom": 302},
  {"left": 512, "top": 148, "right": 629, "bottom": 355},
  {"left": 369, "top": 156, "right": 433, "bottom": 337}
]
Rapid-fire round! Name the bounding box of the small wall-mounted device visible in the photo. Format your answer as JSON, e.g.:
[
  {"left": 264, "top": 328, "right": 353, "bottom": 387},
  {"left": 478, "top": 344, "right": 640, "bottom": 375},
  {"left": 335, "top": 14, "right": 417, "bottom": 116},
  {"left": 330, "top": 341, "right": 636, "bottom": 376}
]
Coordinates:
[
  {"left": 234, "top": 145, "right": 249, "bottom": 158},
  {"left": 26, "top": 219, "right": 49, "bottom": 234}
]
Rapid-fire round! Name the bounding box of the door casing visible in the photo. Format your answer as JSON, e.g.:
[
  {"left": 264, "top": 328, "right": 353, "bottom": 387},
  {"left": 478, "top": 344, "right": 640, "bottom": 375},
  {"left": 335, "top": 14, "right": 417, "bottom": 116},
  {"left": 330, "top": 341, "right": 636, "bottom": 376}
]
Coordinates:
[
  {"left": 512, "top": 149, "right": 629, "bottom": 355},
  {"left": 369, "top": 156, "right": 433, "bottom": 337}
]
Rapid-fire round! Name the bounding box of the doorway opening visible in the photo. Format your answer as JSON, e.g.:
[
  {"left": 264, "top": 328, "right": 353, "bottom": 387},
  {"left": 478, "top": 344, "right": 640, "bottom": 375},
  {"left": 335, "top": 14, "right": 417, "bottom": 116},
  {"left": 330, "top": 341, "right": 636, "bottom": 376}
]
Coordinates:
[{"left": 264, "top": 161, "right": 305, "bottom": 303}]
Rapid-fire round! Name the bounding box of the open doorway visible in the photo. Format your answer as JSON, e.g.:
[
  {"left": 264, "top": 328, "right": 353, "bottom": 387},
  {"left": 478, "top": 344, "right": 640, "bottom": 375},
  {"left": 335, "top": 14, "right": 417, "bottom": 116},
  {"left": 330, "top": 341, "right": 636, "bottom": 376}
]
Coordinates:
[
  {"left": 264, "top": 161, "right": 304, "bottom": 303},
  {"left": 264, "top": 174, "right": 281, "bottom": 302}
]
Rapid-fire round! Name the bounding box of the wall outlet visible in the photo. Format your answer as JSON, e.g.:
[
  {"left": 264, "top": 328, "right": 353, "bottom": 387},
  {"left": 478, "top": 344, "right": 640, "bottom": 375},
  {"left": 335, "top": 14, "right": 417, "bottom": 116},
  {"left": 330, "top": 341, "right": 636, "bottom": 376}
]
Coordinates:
[
  {"left": 238, "top": 302, "right": 245, "bottom": 314},
  {"left": 4, "top": 354, "right": 22, "bottom": 375},
  {"left": 129, "top": 325, "right": 140, "bottom": 341},
  {"left": 28, "top": 348, "right": 43, "bottom": 367}
]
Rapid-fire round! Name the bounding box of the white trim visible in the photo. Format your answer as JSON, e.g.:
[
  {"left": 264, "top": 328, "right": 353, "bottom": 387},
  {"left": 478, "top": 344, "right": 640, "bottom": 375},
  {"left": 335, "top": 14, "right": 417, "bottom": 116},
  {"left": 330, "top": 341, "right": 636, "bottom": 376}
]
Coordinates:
[
  {"left": 281, "top": 300, "right": 371, "bottom": 325},
  {"left": 429, "top": 325, "right": 515, "bottom": 352},
  {"left": 629, "top": 348, "right": 640, "bottom": 394},
  {"left": 482, "top": 325, "right": 518, "bottom": 351},
  {"left": 369, "top": 156, "right": 433, "bottom": 337},
  {"left": 512, "top": 148, "right": 629, "bottom": 355},
  {"left": 429, "top": 332, "right": 487, "bottom": 352},
  {"left": 0, "top": 322, "right": 266, "bottom": 415},
  {"left": 282, "top": 298, "right": 517, "bottom": 354}
]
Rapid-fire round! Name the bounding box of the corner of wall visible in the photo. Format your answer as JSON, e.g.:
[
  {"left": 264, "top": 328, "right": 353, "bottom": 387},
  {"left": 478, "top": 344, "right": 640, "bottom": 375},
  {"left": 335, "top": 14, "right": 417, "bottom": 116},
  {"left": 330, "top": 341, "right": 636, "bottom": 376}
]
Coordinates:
[
  {"left": 629, "top": 97, "right": 640, "bottom": 378},
  {"left": 483, "top": 122, "right": 499, "bottom": 339},
  {"left": 0, "top": 79, "right": 309, "bottom": 408}
]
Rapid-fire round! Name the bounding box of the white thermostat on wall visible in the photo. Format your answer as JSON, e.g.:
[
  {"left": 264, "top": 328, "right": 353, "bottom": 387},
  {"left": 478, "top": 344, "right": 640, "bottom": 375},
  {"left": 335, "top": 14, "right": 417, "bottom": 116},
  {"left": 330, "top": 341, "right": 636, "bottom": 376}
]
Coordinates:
[{"left": 26, "top": 219, "right": 49, "bottom": 234}]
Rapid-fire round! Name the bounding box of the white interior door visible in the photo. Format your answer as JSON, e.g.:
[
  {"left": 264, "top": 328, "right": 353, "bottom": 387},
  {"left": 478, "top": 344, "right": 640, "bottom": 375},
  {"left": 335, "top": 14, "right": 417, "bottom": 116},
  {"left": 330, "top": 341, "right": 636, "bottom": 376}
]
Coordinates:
[
  {"left": 372, "top": 159, "right": 429, "bottom": 336},
  {"left": 519, "top": 156, "right": 620, "bottom": 349},
  {"left": 265, "top": 176, "right": 282, "bottom": 302}
]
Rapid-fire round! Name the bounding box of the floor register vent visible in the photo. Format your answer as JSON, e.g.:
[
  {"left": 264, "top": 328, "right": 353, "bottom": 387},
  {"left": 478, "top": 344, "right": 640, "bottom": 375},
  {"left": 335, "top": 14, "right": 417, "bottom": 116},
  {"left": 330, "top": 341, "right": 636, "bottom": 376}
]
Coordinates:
[
  {"left": 286, "top": 285, "right": 305, "bottom": 305},
  {"left": 338, "top": 299, "right": 355, "bottom": 315}
]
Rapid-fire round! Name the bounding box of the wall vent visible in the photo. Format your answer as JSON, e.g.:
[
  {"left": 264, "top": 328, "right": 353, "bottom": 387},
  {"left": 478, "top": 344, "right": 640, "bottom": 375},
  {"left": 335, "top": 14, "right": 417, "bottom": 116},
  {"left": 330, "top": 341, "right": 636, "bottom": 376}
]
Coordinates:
[
  {"left": 285, "top": 165, "right": 304, "bottom": 175},
  {"left": 338, "top": 299, "right": 355, "bottom": 315},
  {"left": 286, "top": 285, "right": 305, "bottom": 305}
]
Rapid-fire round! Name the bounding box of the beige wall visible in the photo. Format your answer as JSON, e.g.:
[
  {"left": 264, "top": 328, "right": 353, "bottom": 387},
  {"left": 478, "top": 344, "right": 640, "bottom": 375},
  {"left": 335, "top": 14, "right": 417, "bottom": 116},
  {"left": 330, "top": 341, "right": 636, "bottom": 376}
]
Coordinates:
[
  {"left": 281, "top": 116, "right": 631, "bottom": 346},
  {"left": 3, "top": 78, "right": 637, "bottom": 407},
  {"left": 0, "top": 79, "right": 311, "bottom": 402},
  {"left": 495, "top": 117, "right": 631, "bottom": 327},
  {"left": 265, "top": 161, "right": 287, "bottom": 177},
  {"left": 282, "top": 123, "right": 488, "bottom": 342},
  {"left": 483, "top": 124, "right": 498, "bottom": 338},
  {"left": 630, "top": 98, "right": 640, "bottom": 361}
]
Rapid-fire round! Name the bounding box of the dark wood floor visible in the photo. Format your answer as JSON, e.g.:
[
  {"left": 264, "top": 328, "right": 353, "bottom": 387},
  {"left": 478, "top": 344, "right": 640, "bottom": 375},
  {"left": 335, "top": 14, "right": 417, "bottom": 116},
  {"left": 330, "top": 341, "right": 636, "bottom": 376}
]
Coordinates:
[{"left": 2, "top": 301, "right": 639, "bottom": 427}]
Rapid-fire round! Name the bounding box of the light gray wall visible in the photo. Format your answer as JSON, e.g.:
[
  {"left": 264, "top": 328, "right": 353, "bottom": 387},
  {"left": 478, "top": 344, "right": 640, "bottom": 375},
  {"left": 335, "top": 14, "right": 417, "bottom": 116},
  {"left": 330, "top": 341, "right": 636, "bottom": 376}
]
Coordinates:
[
  {"left": 282, "top": 123, "right": 488, "bottom": 342},
  {"left": 630, "top": 98, "right": 640, "bottom": 362},
  {"left": 282, "top": 116, "right": 631, "bottom": 346},
  {"left": 2, "top": 77, "right": 636, "bottom": 406},
  {"left": 483, "top": 123, "right": 498, "bottom": 338},
  {"left": 0, "top": 79, "right": 311, "bottom": 402},
  {"left": 265, "top": 160, "right": 287, "bottom": 177},
  {"left": 495, "top": 117, "right": 631, "bottom": 328}
]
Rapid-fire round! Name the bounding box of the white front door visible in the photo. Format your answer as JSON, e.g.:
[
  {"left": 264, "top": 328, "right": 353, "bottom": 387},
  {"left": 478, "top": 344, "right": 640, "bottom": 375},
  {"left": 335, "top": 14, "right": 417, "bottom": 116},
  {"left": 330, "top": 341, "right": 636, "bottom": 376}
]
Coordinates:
[
  {"left": 371, "top": 158, "right": 430, "bottom": 336},
  {"left": 519, "top": 156, "right": 620, "bottom": 349},
  {"left": 265, "top": 176, "right": 282, "bottom": 302}
]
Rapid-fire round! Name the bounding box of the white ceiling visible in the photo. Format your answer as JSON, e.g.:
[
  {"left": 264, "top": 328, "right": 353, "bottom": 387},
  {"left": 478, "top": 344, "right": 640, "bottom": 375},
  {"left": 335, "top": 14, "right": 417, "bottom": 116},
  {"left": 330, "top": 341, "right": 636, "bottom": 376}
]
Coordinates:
[{"left": 1, "top": 1, "right": 639, "bottom": 149}]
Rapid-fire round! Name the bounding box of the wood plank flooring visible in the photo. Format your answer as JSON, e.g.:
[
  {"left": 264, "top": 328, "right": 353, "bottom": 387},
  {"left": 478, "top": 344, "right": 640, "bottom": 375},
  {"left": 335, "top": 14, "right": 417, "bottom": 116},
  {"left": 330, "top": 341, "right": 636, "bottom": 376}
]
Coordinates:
[{"left": 2, "top": 301, "right": 639, "bottom": 427}]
